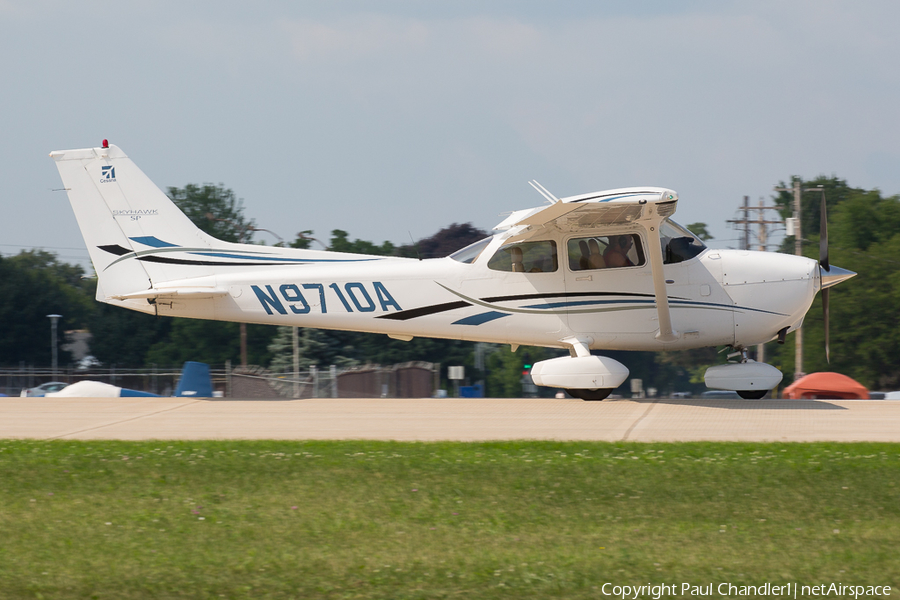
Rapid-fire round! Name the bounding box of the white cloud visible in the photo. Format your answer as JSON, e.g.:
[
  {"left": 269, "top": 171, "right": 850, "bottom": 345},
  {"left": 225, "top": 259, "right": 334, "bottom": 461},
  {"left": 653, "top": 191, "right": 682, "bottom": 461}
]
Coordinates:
[
  {"left": 280, "top": 16, "right": 429, "bottom": 63},
  {"left": 5, "top": 1, "right": 900, "bottom": 258}
]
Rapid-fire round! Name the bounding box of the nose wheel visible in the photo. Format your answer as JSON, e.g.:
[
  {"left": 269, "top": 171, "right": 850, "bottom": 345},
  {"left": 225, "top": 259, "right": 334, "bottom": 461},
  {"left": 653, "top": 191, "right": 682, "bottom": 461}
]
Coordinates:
[
  {"left": 732, "top": 348, "right": 770, "bottom": 399},
  {"left": 704, "top": 347, "right": 783, "bottom": 400},
  {"left": 568, "top": 388, "right": 613, "bottom": 401}
]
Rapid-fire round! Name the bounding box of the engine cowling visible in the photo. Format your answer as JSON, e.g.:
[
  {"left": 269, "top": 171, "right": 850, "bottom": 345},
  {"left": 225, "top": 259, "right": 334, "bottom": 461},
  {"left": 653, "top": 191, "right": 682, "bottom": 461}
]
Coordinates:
[{"left": 530, "top": 355, "right": 629, "bottom": 391}]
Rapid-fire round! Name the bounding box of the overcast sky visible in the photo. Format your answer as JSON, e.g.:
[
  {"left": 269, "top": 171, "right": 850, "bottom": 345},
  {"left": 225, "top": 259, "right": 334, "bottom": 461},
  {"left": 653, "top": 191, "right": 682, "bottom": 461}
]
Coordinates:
[{"left": 2, "top": 1, "right": 898, "bottom": 268}]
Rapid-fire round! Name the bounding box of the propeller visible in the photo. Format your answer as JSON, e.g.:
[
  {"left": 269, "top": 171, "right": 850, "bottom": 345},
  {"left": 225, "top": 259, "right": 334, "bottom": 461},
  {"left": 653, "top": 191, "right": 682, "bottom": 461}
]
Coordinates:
[
  {"left": 819, "top": 190, "right": 830, "bottom": 362},
  {"left": 817, "top": 188, "right": 856, "bottom": 362}
]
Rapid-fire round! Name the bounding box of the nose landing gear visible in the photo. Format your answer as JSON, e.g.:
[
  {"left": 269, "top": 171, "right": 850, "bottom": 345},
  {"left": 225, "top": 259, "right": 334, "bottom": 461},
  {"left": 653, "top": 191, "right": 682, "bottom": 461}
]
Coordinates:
[{"left": 704, "top": 347, "right": 783, "bottom": 400}]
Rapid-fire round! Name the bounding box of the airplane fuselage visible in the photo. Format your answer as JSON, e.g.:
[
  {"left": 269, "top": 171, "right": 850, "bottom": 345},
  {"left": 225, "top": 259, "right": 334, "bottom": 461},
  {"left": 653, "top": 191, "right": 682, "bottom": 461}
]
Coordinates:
[
  {"left": 137, "top": 234, "right": 819, "bottom": 353},
  {"left": 53, "top": 143, "right": 851, "bottom": 397}
]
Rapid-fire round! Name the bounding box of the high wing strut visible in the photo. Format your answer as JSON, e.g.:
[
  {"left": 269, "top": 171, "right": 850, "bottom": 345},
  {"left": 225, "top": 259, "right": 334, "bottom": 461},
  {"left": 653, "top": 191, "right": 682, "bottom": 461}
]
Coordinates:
[
  {"left": 645, "top": 221, "right": 678, "bottom": 342},
  {"left": 643, "top": 196, "right": 679, "bottom": 342}
]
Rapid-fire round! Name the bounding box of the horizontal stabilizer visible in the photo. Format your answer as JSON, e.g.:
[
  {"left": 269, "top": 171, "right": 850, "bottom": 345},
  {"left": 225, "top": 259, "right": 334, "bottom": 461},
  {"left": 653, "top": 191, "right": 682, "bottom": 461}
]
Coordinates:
[{"left": 111, "top": 287, "right": 229, "bottom": 301}]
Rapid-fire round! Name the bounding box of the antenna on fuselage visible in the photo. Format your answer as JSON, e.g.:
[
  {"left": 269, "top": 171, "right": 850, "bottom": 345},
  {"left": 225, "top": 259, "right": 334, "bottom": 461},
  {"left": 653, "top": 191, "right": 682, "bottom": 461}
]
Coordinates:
[
  {"left": 528, "top": 180, "right": 561, "bottom": 204},
  {"left": 408, "top": 231, "right": 422, "bottom": 261}
]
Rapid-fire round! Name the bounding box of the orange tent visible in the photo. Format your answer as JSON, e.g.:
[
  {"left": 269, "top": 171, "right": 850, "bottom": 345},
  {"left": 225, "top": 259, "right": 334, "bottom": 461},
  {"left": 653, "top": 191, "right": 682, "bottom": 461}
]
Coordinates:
[{"left": 782, "top": 372, "right": 869, "bottom": 399}]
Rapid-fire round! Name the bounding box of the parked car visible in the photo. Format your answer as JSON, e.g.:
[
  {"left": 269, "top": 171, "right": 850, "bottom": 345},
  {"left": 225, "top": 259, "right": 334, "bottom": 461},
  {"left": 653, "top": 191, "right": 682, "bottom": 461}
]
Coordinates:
[{"left": 20, "top": 382, "right": 69, "bottom": 397}]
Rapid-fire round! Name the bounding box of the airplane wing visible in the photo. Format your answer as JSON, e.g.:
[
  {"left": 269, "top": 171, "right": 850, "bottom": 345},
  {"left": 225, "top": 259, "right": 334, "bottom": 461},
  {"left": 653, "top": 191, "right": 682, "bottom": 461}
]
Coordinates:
[
  {"left": 494, "top": 187, "right": 677, "bottom": 232},
  {"left": 496, "top": 186, "right": 680, "bottom": 343}
]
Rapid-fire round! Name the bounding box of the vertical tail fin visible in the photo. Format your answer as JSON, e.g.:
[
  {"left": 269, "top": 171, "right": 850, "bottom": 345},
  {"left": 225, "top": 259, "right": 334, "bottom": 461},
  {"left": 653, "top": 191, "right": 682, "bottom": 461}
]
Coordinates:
[
  {"left": 52, "top": 143, "right": 388, "bottom": 314},
  {"left": 174, "top": 361, "right": 213, "bottom": 397},
  {"left": 51, "top": 143, "right": 218, "bottom": 305}
]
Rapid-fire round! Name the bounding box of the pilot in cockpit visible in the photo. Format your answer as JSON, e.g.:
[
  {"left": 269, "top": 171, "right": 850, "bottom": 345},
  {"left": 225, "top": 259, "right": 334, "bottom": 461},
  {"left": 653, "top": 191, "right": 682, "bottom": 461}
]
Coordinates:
[{"left": 603, "top": 235, "right": 634, "bottom": 268}]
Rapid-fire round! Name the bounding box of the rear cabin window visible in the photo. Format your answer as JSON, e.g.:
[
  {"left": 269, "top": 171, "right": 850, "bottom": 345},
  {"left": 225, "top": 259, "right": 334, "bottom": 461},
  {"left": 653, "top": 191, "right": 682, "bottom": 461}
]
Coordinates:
[
  {"left": 567, "top": 234, "right": 645, "bottom": 270},
  {"left": 487, "top": 240, "right": 558, "bottom": 273}
]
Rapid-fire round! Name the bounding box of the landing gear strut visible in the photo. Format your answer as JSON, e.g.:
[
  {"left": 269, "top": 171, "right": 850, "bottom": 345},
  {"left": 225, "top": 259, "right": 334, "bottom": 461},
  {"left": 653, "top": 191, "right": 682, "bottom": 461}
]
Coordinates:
[{"left": 733, "top": 348, "right": 768, "bottom": 399}]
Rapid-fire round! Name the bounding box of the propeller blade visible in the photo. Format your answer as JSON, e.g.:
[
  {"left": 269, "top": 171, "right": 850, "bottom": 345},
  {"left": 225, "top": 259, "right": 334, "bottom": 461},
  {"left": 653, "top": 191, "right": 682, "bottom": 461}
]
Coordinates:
[
  {"left": 819, "top": 186, "right": 831, "bottom": 363},
  {"left": 819, "top": 188, "right": 829, "bottom": 271},
  {"left": 823, "top": 287, "right": 830, "bottom": 363}
]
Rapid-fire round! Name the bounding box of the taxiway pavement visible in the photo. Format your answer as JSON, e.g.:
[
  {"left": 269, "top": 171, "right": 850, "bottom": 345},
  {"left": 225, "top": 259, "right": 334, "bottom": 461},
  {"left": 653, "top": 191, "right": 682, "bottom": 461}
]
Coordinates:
[{"left": 2, "top": 396, "right": 899, "bottom": 442}]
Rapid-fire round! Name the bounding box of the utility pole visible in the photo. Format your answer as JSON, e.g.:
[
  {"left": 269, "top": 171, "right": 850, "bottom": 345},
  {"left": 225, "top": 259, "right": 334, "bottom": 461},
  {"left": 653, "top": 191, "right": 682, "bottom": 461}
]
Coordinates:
[
  {"left": 292, "top": 326, "right": 300, "bottom": 399},
  {"left": 742, "top": 195, "right": 750, "bottom": 251},
  {"left": 727, "top": 197, "right": 784, "bottom": 363},
  {"left": 727, "top": 196, "right": 783, "bottom": 252},
  {"left": 783, "top": 180, "right": 804, "bottom": 381},
  {"left": 773, "top": 180, "right": 822, "bottom": 381},
  {"left": 47, "top": 314, "right": 62, "bottom": 378}
]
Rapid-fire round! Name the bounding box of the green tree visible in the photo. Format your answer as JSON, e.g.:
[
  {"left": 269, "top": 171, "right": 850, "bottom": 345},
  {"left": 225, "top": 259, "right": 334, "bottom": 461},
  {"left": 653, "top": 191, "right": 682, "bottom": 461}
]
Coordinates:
[
  {"left": 0, "top": 251, "right": 93, "bottom": 366},
  {"left": 86, "top": 302, "right": 171, "bottom": 367},
  {"left": 397, "top": 223, "right": 489, "bottom": 259},
  {"left": 686, "top": 222, "right": 714, "bottom": 241},
  {"left": 144, "top": 320, "right": 273, "bottom": 368},
  {"left": 329, "top": 230, "right": 396, "bottom": 255},
  {"left": 167, "top": 184, "right": 255, "bottom": 243},
  {"left": 290, "top": 230, "right": 323, "bottom": 250},
  {"left": 773, "top": 176, "right": 857, "bottom": 254},
  {"left": 268, "top": 326, "right": 359, "bottom": 372},
  {"left": 766, "top": 182, "right": 900, "bottom": 389},
  {"left": 486, "top": 346, "right": 554, "bottom": 397},
  {"left": 158, "top": 183, "right": 278, "bottom": 367}
]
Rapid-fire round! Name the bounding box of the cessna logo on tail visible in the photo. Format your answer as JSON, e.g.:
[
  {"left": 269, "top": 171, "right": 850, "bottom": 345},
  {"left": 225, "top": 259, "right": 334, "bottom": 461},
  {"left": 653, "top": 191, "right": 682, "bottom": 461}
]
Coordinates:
[{"left": 100, "top": 166, "right": 116, "bottom": 183}]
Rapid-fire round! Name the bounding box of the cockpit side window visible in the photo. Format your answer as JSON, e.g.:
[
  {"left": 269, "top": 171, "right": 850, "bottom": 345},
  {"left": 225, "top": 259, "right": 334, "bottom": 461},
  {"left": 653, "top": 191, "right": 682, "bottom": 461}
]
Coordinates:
[
  {"left": 449, "top": 236, "right": 492, "bottom": 264},
  {"left": 487, "top": 240, "right": 558, "bottom": 273},
  {"left": 660, "top": 220, "right": 706, "bottom": 264},
  {"left": 567, "top": 234, "right": 645, "bottom": 270}
]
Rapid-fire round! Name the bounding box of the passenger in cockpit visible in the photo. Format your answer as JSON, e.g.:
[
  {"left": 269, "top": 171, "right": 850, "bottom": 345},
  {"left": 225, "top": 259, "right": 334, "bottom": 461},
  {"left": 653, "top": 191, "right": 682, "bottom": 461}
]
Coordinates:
[{"left": 587, "top": 239, "right": 606, "bottom": 269}]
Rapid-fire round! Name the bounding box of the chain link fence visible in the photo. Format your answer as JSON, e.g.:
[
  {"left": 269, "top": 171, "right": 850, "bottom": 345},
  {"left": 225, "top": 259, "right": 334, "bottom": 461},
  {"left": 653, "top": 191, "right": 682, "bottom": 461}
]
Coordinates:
[
  {"left": 1, "top": 361, "right": 439, "bottom": 399},
  {"left": 230, "top": 362, "right": 438, "bottom": 399}
]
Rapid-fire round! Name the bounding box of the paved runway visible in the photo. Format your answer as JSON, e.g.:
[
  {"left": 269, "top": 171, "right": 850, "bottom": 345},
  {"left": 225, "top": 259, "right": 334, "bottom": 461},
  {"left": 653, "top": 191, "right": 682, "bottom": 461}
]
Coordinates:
[{"left": 2, "top": 396, "right": 899, "bottom": 442}]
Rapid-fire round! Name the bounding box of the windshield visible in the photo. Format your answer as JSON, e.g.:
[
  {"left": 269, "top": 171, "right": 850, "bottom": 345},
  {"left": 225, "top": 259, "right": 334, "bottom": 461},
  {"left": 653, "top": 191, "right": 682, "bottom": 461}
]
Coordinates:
[
  {"left": 449, "top": 236, "right": 492, "bottom": 264},
  {"left": 660, "top": 219, "right": 706, "bottom": 264}
]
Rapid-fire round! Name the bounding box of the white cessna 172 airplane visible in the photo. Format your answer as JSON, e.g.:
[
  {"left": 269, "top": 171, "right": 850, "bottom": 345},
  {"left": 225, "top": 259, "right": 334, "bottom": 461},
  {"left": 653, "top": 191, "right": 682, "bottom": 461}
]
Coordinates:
[{"left": 51, "top": 141, "right": 856, "bottom": 400}]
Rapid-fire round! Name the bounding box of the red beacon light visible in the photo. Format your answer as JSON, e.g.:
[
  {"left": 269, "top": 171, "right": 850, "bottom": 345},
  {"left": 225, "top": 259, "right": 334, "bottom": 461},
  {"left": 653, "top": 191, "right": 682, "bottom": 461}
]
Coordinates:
[{"left": 101, "top": 139, "right": 109, "bottom": 149}]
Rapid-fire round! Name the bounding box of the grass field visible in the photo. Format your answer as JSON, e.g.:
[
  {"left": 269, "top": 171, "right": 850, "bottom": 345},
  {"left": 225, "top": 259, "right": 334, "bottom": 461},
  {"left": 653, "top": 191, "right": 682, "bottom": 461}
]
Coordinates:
[{"left": 0, "top": 440, "right": 897, "bottom": 599}]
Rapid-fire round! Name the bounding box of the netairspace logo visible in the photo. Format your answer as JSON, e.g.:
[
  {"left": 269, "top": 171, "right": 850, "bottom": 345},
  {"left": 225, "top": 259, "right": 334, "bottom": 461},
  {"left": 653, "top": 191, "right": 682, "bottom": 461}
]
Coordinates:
[
  {"left": 597, "top": 582, "right": 892, "bottom": 599},
  {"left": 100, "top": 166, "right": 116, "bottom": 182}
]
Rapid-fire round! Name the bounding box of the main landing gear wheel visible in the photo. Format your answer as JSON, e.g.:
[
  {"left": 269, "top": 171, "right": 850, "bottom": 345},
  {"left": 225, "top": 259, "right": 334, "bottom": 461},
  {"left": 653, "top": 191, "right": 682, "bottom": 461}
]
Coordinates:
[
  {"left": 569, "top": 388, "right": 613, "bottom": 401},
  {"left": 737, "top": 390, "right": 767, "bottom": 400}
]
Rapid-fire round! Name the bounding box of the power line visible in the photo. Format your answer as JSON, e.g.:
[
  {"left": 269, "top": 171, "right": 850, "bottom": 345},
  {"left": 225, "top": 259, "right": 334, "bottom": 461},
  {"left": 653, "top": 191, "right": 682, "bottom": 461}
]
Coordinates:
[
  {"left": 726, "top": 196, "right": 784, "bottom": 252},
  {"left": 0, "top": 243, "right": 88, "bottom": 251}
]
